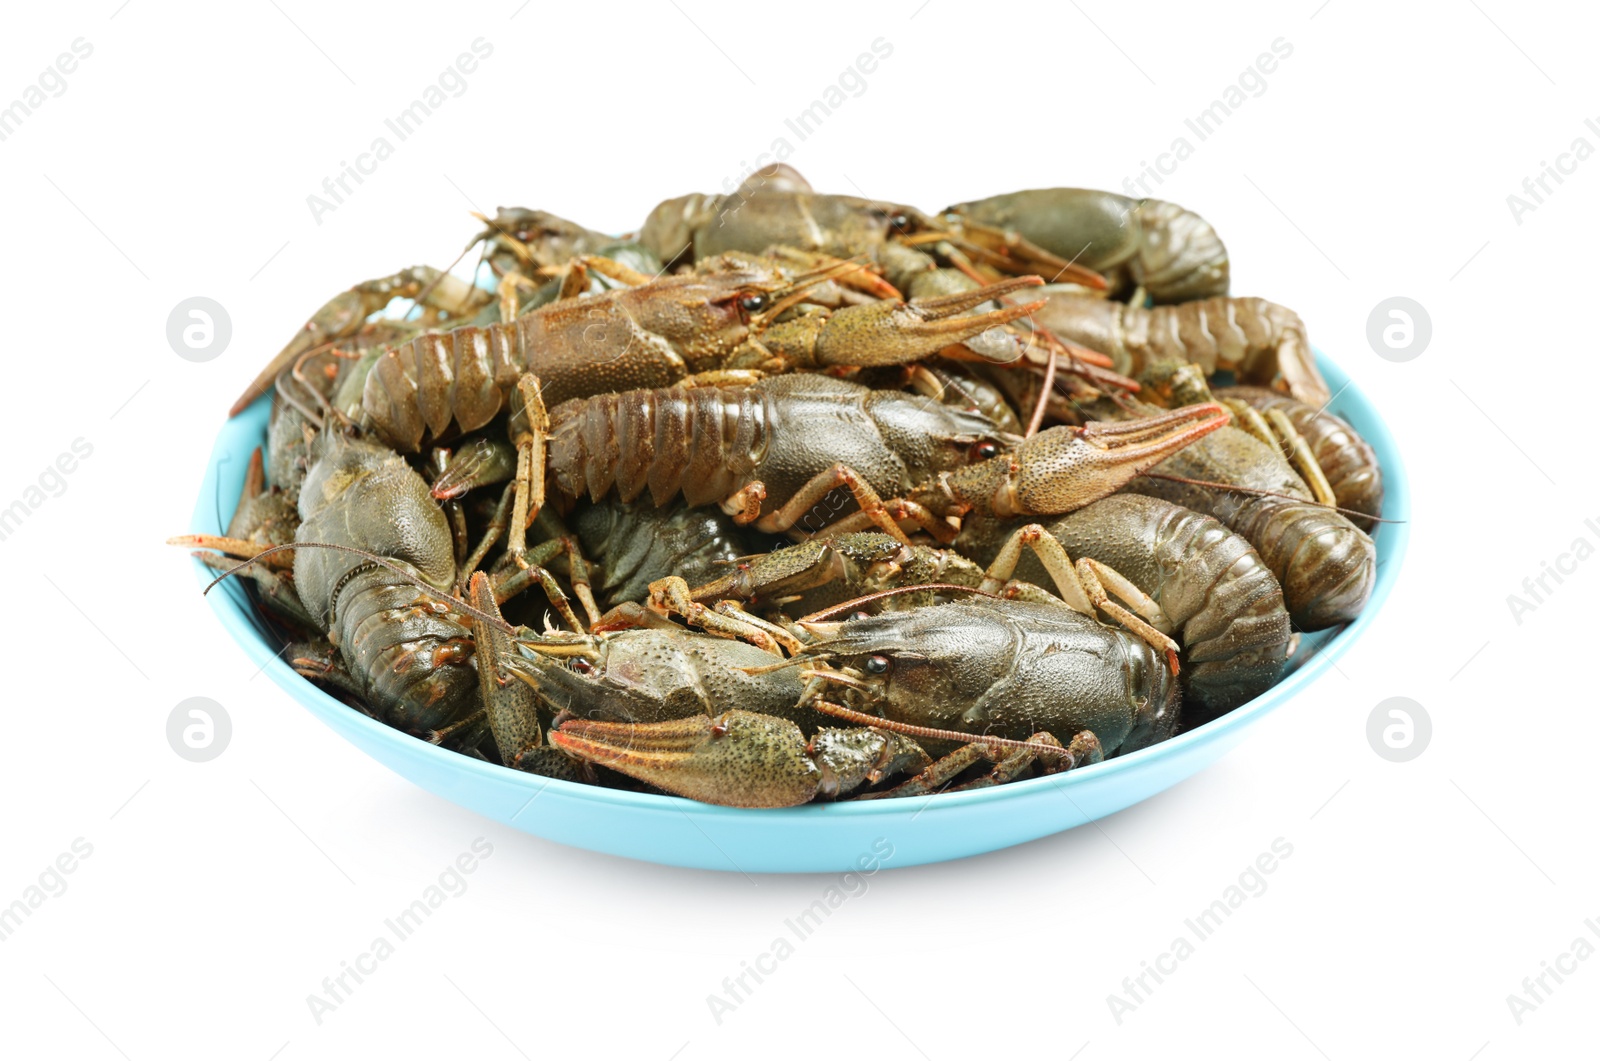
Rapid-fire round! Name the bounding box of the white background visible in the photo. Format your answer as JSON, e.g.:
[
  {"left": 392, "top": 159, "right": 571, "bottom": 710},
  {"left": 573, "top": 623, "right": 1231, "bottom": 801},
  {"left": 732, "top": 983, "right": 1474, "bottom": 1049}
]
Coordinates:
[{"left": 1, "top": 1, "right": 1593, "bottom": 1057}]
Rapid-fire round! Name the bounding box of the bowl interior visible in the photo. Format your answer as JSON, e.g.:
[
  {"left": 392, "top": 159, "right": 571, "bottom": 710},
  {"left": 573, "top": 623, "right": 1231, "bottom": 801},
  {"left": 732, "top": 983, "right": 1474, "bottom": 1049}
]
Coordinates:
[{"left": 190, "top": 352, "right": 1407, "bottom": 872}]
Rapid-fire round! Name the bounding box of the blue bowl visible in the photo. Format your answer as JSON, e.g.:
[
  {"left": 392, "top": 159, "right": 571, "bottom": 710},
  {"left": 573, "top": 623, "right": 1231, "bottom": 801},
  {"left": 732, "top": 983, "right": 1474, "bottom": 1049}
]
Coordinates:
[{"left": 190, "top": 353, "right": 1406, "bottom": 872}]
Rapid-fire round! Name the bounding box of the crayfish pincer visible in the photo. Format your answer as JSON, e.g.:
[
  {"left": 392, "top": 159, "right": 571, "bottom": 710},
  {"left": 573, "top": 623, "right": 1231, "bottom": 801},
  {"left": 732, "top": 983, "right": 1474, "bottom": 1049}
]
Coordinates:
[
  {"left": 501, "top": 626, "right": 933, "bottom": 807},
  {"left": 550, "top": 712, "right": 933, "bottom": 809},
  {"left": 909, "top": 403, "right": 1232, "bottom": 527}
]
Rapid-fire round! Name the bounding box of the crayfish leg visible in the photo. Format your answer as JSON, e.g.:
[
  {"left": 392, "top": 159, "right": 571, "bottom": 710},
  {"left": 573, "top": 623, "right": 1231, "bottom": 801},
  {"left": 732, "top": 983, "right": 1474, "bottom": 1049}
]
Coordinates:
[
  {"left": 750, "top": 463, "right": 912, "bottom": 546},
  {"left": 862, "top": 729, "right": 1103, "bottom": 799},
  {"left": 645, "top": 576, "right": 796, "bottom": 656},
  {"left": 974, "top": 523, "right": 1178, "bottom": 670},
  {"left": 466, "top": 572, "right": 543, "bottom": 770},
  {"left": 188, "top": 549, "right": 317, "bottom": 632},
  {"left": 288, "top": 639, "right": 364, "bottom": 701},
  {"left": 507, "top": 373, "right": 549, "bottom": 559}
]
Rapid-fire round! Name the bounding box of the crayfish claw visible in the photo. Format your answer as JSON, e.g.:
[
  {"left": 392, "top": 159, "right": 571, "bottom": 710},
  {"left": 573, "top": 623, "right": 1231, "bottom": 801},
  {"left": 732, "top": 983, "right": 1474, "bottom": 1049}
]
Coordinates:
[
  {"left": 800, "top": 277, "right": 1047, "bottom": 368},
  {"left": 992, "top": 403, "right": 1233, "bottom": 518},
  {"left": 551, "top": 711, "right": 823, "bottom": 809}
]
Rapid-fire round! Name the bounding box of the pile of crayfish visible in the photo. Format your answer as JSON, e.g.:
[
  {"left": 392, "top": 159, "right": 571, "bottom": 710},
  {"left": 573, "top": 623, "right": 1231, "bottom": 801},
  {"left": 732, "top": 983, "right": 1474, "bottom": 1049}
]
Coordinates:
[{"left": 172, "top": 166, "right": 1382, "bottom": 808}]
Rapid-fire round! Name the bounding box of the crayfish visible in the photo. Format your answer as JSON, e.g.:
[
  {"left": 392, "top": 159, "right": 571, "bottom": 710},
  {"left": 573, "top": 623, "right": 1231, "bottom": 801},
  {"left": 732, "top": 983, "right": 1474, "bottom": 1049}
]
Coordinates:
[{"left": 173, "top": 166, "right": 1384, "bottom": 809}]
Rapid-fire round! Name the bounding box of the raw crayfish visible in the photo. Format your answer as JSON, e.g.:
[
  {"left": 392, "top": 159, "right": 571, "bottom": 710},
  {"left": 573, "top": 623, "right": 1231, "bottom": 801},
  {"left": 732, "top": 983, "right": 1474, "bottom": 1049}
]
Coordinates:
[{"left": 174, "top": 168, "right": 1385, "bottom": 810}]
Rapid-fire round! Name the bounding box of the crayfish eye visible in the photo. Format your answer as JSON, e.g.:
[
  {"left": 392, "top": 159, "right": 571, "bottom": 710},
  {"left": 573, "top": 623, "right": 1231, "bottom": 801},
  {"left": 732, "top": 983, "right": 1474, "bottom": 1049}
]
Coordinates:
[
  {"left": 864, "top": 655, "right": 891, "bottom": 675},
  {"left": 888, "top": 212, "right": 910, "bottom": 230},
  {"left": 851, "top": 610, "right": 873, "bottom": 621},
  {"left": 739, "top": 293, "right": 768, "bottom": 314},
  {"left": 970, "top": 440, "right": 1000, "bottom": 462}
]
